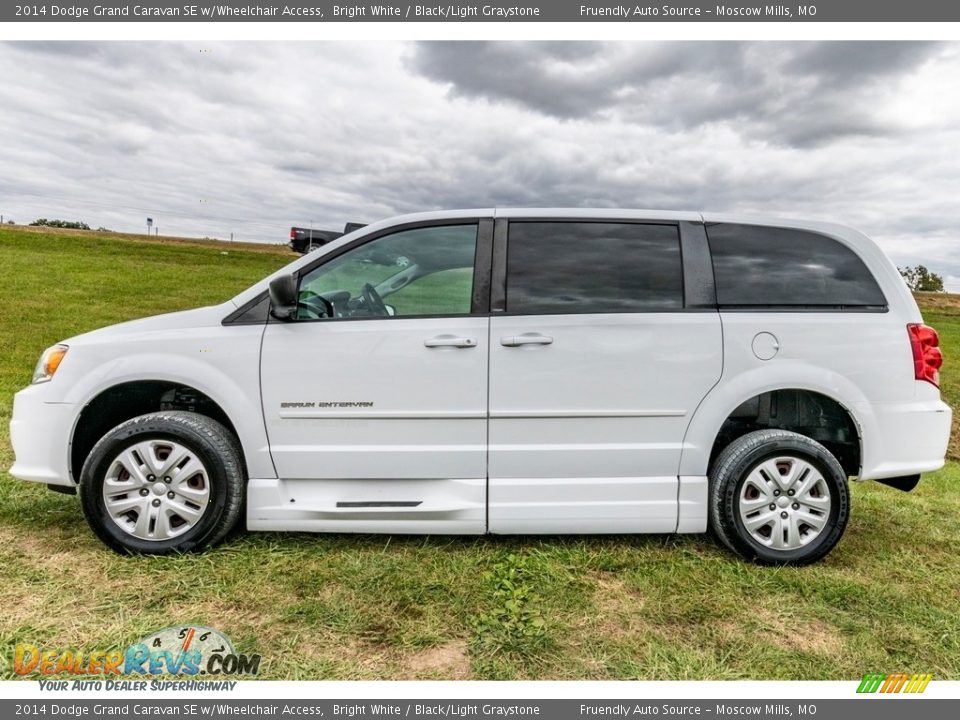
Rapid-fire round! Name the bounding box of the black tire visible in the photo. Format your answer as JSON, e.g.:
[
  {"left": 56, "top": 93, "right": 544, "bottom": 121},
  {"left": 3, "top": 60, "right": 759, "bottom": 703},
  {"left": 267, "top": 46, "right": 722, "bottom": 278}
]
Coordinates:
[
  {"left": 79, "top": 411, "right": 245, "bottom": 555},
  {"left": 709, "top": 429, "right": 849, "bottom": 566}
]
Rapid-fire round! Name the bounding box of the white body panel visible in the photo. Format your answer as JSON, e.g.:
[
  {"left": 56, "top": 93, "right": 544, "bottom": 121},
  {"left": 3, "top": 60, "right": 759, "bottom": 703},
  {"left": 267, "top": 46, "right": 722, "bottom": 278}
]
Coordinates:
[
  {"left": 260, "top": 317, "right": 489, "bottom": 480},
  {"left": 9, "top": 304, "right": 275, "bottom": 486},
  {"left": 7, "top": 208, "right": 952, "bottom": 543},
  {"left": 8, "top": 387, "right": 77, "bottom": 485},
  {"left": 258, "top": 316, "right": 489, "bottom": 533},
  {"left": 678, "top": 311, "right": 947, "bottom": 480},
  {"left": 487, "top": 313, "right": 722, "bottom": 533},
  {"left": 247, "top": 477, "right": 485, "bottom": 534}
]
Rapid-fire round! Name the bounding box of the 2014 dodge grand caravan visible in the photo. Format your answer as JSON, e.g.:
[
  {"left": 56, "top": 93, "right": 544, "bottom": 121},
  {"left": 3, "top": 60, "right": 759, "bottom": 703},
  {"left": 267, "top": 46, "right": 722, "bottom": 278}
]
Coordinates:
[{"left": 9, "top": 209, "right": 952, "bottom": 564}]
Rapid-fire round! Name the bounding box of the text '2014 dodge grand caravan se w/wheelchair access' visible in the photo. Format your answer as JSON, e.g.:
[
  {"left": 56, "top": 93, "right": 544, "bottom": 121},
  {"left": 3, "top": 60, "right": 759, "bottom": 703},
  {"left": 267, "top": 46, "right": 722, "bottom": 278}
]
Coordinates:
[{"left": 9, "top": 209, "right": 952, "bottom": 564}]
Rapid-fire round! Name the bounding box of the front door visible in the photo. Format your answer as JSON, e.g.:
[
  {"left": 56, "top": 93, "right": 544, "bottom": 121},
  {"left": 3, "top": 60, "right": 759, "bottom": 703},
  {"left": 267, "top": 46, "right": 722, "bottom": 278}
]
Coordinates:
[
  {"left": 487, "top": 220, "right": 723, "bottom": 533},
  {"left": 255, "top": 220, "right": 491, "bottom": 534}
]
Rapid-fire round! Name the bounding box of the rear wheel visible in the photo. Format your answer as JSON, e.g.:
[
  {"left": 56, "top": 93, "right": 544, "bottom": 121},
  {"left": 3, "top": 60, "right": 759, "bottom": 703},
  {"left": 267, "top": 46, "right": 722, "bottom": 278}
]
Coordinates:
[
  {"left": 79, "top": 411, "right": 244, "bottom": 554},
  {"left": 709, "top": 429, "right": 849, "bottom": 565}
]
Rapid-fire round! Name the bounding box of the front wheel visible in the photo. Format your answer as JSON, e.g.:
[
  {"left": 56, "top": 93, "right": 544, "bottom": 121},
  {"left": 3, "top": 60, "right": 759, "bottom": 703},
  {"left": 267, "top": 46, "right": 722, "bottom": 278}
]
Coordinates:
[
  {"left": 79, "top": 411, "right": 245, "bottom": 555},
  {"left": 709, "top": 429, "right": 850, "bottom": 565}
]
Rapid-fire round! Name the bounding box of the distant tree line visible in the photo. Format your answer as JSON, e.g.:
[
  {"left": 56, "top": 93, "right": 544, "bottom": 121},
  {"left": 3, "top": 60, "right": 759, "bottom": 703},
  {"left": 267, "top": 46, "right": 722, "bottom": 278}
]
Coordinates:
[
  {"left": 26, "top": 219, "right": 113, "bottom": 232},
  {"left": 30, "top": 218, "right": 91, "bottom": 230},
  {"left": 899, "top": 265, "right": 945, "bottom": 293}
]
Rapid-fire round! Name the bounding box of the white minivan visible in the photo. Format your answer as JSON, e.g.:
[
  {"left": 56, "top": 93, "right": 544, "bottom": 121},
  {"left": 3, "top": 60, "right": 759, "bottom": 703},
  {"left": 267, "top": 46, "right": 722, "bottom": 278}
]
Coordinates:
[{"left": 9, "top": 209, "right": 952, "bottom": 564}]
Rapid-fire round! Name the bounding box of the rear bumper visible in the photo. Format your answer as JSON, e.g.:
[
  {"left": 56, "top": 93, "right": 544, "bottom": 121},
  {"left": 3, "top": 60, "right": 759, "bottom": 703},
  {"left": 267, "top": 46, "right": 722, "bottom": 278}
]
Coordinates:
[
  {"left": 858, "top": 399, "right": 952, "bottom": 480},
  {"left": 8, "top": 384, "right": 77, "bottom": 487}
]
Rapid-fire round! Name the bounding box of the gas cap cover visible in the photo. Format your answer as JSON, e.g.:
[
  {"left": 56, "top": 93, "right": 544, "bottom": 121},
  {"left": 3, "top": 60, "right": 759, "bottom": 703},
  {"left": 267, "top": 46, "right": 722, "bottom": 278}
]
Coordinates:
[{"left": 752, "top": 332, "right": 780, "bottom": 361}]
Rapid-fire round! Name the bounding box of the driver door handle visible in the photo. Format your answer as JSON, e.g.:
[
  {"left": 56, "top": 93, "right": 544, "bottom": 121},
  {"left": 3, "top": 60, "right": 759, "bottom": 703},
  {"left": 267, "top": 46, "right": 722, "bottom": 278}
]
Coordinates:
[
  {"left": 500, "top": 333, "right": 554, "bottom": 347},
  {"left": 424, "top": 335, "right": 477, "bottom": 349}
]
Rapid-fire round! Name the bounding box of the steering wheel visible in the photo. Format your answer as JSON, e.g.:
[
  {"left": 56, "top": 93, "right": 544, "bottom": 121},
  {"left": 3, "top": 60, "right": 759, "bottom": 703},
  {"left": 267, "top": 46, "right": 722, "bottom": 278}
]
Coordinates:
[
  {"left": 297, "top": 292, "right": 334, "bottom": 320},
  {"left": 361, "top": 283, "right": 389, "bottom": 317}
]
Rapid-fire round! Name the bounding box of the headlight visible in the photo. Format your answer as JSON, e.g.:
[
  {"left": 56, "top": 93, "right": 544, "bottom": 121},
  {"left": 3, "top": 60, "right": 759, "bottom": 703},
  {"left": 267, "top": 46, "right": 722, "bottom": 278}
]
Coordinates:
[{"left": 32, "top": 344, "right": 69, "bottom": 384}]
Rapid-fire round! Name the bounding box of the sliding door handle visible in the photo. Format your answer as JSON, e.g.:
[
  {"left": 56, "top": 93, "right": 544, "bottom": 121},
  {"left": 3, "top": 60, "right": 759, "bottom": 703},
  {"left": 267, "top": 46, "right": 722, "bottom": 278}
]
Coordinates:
[
  {"left": 424, "top": 335, "right": 477, "bottom": 348},
  {"left": 500, "top": 333, "right": 554, "bottom": 347}
]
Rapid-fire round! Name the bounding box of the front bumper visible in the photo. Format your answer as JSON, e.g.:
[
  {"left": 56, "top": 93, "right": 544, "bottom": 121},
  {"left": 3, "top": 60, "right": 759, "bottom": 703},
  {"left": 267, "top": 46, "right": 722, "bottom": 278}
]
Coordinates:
[{"left": 9, "top": 384, "right": 77, "bottom": 487}]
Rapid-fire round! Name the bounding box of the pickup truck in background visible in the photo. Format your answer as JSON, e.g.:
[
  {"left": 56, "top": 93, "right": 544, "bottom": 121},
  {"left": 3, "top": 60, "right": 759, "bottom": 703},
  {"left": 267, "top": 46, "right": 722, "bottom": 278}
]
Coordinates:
[{"left": 289, "top": 222, "right": 367, "bottom": 254}]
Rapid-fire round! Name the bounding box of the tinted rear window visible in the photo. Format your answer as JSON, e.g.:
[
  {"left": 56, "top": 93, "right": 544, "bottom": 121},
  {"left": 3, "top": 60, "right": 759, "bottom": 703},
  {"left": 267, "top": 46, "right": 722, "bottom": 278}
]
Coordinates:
[
  {"left": 506, "top": 222, "right": 684, "bottom": 314},
  {"left": 706, "top": 224, "right": 886, "bottom": 308}
]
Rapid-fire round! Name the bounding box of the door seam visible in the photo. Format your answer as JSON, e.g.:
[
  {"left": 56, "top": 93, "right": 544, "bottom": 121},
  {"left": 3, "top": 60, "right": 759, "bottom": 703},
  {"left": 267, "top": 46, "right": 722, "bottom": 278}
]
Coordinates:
[{"left": 485, "top": 316, "right": 491, "bottom": 534}]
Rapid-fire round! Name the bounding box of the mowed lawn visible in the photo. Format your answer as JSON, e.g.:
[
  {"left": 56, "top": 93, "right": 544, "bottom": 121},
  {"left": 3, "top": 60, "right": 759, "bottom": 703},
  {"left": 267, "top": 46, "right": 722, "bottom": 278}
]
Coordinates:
[{"left": 1, "top": 225, "right": 958, "bottom": 680}]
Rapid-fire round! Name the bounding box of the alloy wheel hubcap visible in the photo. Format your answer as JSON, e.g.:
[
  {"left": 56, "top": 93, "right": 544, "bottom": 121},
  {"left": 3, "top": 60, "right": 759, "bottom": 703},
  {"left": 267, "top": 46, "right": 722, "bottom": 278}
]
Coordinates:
[
  {"left": 101, "top": 440, "right": 211, "bottom": 541},
  {"left": 738, "top": 456, "right": 832, "bottom": 551}
]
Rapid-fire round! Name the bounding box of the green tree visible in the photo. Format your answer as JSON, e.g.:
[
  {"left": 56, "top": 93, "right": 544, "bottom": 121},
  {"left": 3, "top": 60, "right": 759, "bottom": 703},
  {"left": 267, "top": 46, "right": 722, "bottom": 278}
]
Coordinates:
[
  {"left": 29, "top": 218, "right": 91, "bottom": 230},
  {"left": 899, "top": 265, "right": 945, "bottom": 292}
]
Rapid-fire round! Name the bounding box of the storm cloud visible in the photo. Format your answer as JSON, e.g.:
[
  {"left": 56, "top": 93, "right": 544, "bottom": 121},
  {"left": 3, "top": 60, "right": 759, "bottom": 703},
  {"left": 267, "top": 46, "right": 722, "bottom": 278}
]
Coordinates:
[
  {"left": 408, "top": 41, "right": 941, "bottom": 146},
  {"left": 1, "top": 41, "right": 960, "bottom": 287}
]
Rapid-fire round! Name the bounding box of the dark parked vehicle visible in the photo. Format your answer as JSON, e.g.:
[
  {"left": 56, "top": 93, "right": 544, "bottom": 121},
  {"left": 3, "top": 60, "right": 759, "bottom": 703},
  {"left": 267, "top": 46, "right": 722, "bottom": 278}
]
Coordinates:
[{"left": 289, "top": 223, "right": 366, "bottom": 254}]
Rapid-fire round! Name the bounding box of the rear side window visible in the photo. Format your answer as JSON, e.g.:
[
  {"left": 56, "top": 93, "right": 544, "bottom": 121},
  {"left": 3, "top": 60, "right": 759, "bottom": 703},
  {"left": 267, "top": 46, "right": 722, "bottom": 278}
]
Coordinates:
[
  {"left": 506, "top": 222, "right": 683, "bottom": 314},
  {"left": 706, "top": 224, "right": 886, "bottom": 309}
]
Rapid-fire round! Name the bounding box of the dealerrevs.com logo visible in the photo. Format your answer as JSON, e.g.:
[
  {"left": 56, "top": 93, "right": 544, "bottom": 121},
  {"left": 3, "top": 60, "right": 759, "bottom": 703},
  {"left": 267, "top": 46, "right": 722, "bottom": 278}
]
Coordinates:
[{"left": 14, "top": 626, "right": 261, "bottom": 678}]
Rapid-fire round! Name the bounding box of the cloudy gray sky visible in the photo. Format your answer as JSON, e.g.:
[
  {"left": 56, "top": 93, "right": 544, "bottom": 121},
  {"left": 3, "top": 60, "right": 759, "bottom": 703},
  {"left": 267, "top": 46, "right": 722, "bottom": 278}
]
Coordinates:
[{"left": 2, "top": 41, "right": 960, "bottom": 287}]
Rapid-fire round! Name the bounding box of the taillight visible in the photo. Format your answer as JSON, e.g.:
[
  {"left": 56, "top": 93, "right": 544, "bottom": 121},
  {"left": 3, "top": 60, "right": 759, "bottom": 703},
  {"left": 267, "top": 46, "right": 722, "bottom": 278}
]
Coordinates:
[
  {"left": 908, "top": 323, "right": 943, "bottom": 387},
  {"left": 289, "top": 228, "right": 296, "bottom": 240}
]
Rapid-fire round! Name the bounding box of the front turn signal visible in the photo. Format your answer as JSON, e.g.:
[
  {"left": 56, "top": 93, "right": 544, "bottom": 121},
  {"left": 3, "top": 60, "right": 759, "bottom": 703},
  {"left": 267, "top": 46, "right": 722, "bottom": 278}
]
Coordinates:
[{"left": 32, "top": 344, "right": 69, "bottom": 384}]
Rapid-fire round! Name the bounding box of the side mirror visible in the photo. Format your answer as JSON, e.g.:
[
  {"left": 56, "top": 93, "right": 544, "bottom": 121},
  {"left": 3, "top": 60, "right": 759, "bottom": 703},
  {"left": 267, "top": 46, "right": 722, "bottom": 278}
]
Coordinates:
[
  {"left": 385, "top": 304, "right": 396, "bottom": 317},
  {"left": 268, "top": 274, "right": 298, "bottom": 320}
]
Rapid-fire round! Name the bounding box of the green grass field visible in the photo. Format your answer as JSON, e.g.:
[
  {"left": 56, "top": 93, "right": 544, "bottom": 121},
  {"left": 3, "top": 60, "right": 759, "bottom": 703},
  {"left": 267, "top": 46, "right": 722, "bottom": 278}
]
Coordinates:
[{"left": 1, "top": 225, "right": 958, "bottom": 680}]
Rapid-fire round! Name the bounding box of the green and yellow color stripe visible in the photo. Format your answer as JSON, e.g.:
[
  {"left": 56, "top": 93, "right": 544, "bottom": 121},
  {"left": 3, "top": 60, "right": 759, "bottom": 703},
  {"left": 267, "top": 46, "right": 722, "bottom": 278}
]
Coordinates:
[{"left": 857, "top": 672, "right": 933, "bottom": 694}]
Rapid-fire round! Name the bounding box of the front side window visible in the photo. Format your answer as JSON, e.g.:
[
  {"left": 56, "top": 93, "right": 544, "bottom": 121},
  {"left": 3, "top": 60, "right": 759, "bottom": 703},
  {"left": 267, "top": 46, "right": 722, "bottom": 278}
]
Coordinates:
[
  {"left": 706, "top": 224, "right": 887, "bottom": 308},
  {"left": 505, "top": 222, "right": 684, "bottom": 314},
  {"left": 296, "top": 224, "right": 478, "bottom": 320}
]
